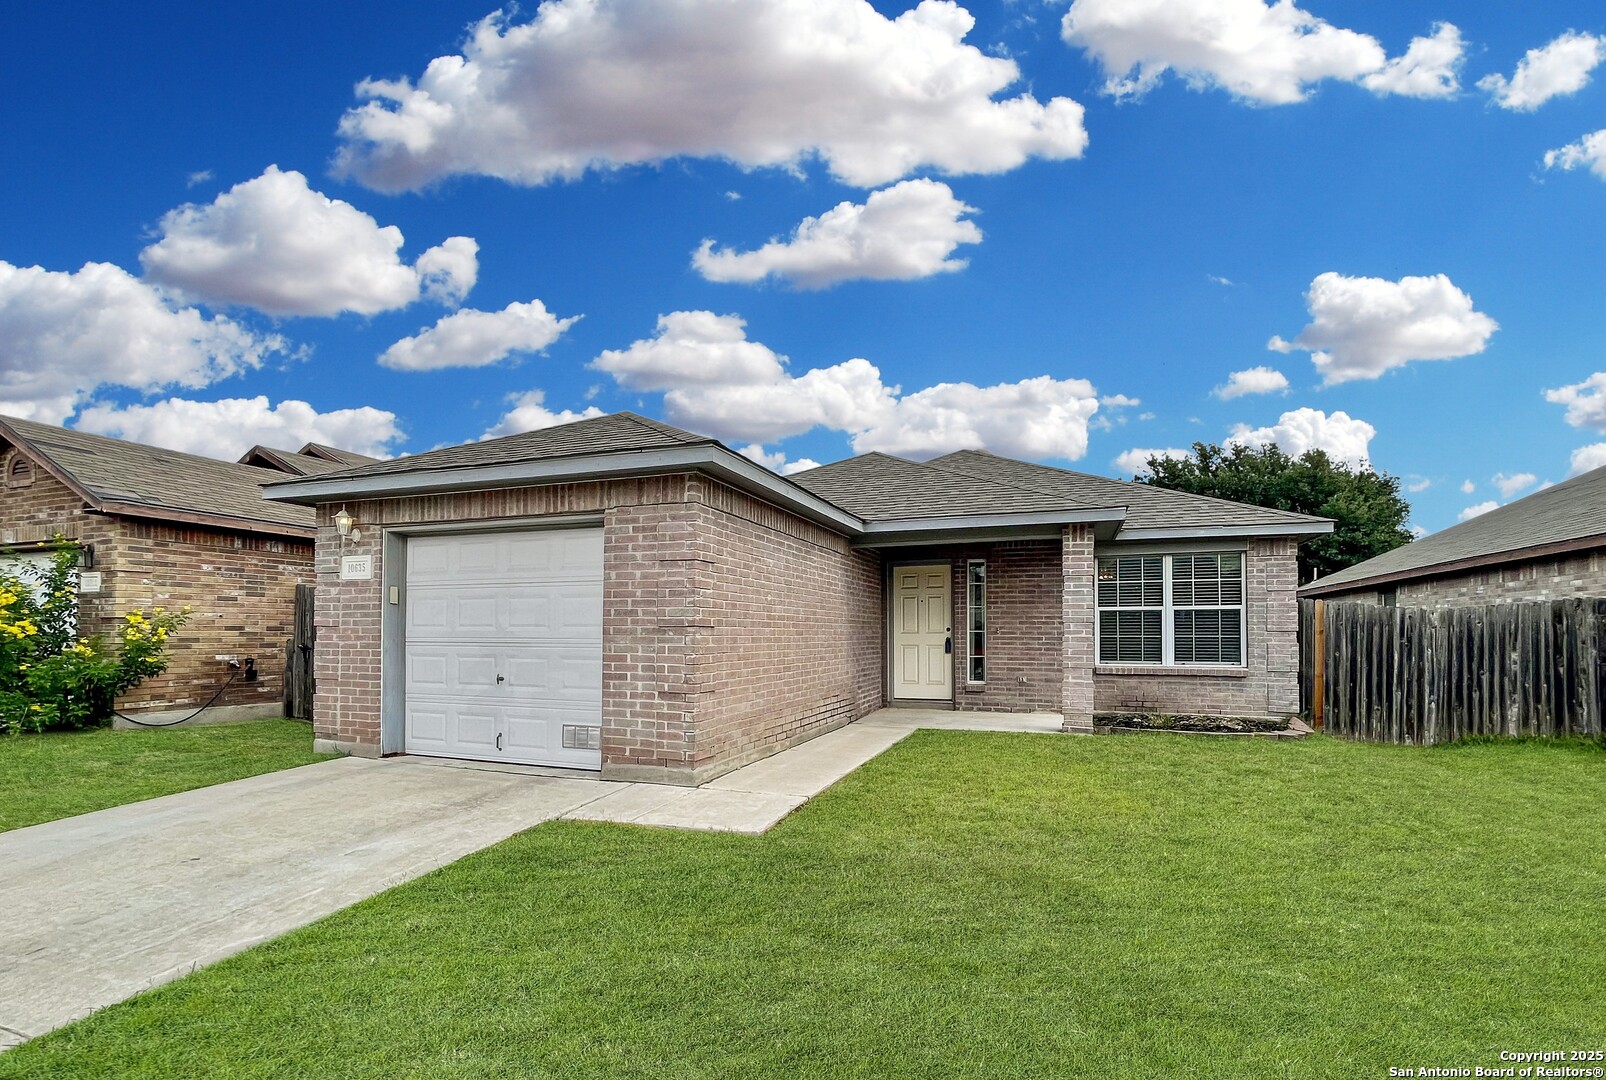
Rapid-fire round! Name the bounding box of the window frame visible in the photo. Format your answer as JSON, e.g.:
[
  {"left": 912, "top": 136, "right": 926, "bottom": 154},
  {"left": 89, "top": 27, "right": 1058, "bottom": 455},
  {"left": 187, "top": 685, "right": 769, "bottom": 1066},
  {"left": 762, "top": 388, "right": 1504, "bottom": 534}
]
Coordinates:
[
  {"left": 1095, "top": 550, "right": 1247, "bottom": 668},
  {"left": 965, "top": 559, "right": 986, "bottom": 685}
]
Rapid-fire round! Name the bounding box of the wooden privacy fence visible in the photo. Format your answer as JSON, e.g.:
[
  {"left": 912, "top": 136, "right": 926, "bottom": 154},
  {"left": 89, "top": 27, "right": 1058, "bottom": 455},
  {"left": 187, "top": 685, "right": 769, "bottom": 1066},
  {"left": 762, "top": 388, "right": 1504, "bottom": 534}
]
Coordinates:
[
  {"left": 284, "top": 583, "right": 315, "bottom": 721},
  {"left": 1299, "top": 597, "right": 1606, "bottom": 744}
]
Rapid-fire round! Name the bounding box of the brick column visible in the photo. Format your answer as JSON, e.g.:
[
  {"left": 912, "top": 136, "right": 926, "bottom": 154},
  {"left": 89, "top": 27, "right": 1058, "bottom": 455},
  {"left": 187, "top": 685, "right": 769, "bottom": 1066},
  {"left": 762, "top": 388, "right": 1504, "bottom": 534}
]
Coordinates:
[{"left": 1061, "top": 523, "right": 1096, "bottom": 732}]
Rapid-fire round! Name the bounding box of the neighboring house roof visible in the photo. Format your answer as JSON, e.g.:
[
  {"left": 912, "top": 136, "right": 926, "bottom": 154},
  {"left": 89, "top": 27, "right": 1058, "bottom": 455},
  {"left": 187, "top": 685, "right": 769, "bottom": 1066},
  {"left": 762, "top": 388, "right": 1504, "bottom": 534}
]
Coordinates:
[
  {"left": 297, "top": 443, "right": 380, "bottom": 468},
  {"left": 1301, "top": 464, "right": 1606, "bottom": 597},
  {"left": 264, "top": 411, "right": 1331, "bottom": 544},
  {"left": 238, "top": 445, "right": 358, "bottom": 476},
  {"left": 0, "top": 416, "right": 315, "bottom": 538}
]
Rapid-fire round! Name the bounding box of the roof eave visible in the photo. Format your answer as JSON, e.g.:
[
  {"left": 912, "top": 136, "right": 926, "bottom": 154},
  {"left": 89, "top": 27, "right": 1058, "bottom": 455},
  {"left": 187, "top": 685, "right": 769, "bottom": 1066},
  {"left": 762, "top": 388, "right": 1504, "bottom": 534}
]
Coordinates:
[
  {"left": 1112, "top": 521, "right": 1334, "bottom": 542},
  {"left": 263, "top": 444, "right": 866, "bottom": 536},
  {"left": 853, "top": 508, "right": 1127, "bottom": 548},
  {"left": 94, "top": 501, "right": 316, "bottom": 540}
]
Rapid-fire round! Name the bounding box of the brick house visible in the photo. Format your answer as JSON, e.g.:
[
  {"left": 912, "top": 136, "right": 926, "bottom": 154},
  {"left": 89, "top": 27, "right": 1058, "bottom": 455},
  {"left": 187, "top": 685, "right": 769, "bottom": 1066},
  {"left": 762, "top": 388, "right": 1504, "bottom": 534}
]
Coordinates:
[
  {"left": 0, "top": 417, "right": 371, "bottom": 724},
  {"left": 1301, "top": 462, "right": 1606, "bottom": 608},
  {"left": 265, "top": 412, "right": 1331, "bottom": 785}
]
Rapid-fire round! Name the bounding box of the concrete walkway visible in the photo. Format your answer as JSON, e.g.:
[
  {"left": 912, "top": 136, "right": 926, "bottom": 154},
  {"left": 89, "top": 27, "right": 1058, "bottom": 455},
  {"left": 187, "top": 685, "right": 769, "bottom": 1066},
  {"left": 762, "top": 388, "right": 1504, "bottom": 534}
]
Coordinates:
[
  {"left": 0, "top": 707, "right": 1060, "bottom": 1049},
  {"left": 565, "top": 707, "right": 1064, "bottom": 832}
]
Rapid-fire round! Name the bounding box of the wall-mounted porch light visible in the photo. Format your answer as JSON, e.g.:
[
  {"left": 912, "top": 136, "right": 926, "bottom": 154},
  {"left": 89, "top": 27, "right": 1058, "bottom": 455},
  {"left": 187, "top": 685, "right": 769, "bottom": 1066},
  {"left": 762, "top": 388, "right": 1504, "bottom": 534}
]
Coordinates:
[{"left": 334, "top": 507, "right": 362, "bottom": 544}]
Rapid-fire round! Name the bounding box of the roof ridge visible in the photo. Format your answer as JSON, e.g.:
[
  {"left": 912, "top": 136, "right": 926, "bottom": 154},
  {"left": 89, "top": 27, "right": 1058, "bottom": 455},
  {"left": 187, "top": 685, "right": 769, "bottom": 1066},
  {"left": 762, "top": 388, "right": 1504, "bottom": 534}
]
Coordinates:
[
  {"left": 920, "top": 454, "right": 1125, "bottom": 509},
  {"left": 2, "top": 416, "right": 299, "bottom": 481}
]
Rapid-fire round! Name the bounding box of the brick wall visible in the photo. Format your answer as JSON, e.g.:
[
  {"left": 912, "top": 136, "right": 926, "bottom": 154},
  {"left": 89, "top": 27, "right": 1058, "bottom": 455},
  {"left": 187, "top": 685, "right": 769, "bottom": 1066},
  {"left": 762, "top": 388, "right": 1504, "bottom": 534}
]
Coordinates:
[
  {"left": 1092, "top": 537, "right": 1300, "bottom": 717},
  {"left": 1062, "top": 524, "right": 1097, "bottom": 729},
  {"left": 309, "top": 474, "right": 883, "bottom": 782},
  {"left": 105, "top": 522, "right": 312, "bottom": 714},
  {"left": 1322, "top": 549, "right": 1606, "bottom": 608},
  {"left": 683, "top": 476, "right": 883, "bottom": 775},
  {"left": 946, "top": 539, "right": 1064, "bottom": 713},
  {"left": 0, "top": 450, "right": 311, "bottom": 716}
]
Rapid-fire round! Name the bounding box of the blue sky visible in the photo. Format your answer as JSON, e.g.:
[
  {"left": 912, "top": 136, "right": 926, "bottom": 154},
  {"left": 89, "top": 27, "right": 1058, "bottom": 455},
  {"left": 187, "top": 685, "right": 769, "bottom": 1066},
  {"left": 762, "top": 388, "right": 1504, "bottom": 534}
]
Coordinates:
[{"left": 4, "top": 1, "right": 1606, "bottom": 533}]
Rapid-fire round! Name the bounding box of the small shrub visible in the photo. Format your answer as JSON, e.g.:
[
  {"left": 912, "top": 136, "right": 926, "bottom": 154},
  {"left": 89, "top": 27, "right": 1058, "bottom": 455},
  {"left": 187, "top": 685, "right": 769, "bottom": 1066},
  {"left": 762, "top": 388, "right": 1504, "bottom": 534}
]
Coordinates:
[
  {"left": 0, "top": 542, "right": 191, "bottom": 734},
  {"left": 1096, "top": 712, "right": 1291, "bottom": 734}
]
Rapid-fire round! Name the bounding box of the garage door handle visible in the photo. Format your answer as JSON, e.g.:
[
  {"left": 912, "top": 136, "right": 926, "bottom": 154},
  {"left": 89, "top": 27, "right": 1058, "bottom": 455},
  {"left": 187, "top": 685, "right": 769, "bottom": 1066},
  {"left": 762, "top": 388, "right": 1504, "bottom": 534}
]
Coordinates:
[
  {"left": 496, "top": 674, "right": 505, "bottom": 684},
  {"left": 496, "top": 733, "right": 503, "bottom": 751}
]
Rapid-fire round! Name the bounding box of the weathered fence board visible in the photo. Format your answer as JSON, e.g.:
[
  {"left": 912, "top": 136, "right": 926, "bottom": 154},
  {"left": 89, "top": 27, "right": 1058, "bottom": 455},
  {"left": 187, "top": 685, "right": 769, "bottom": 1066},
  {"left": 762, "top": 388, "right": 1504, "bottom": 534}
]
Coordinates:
[
  {"left": 1298, "top": 597, "right": 1606, "bottom": 744},
  {"left": 284, "top": 583, "right": 315, "bottom": 721}
]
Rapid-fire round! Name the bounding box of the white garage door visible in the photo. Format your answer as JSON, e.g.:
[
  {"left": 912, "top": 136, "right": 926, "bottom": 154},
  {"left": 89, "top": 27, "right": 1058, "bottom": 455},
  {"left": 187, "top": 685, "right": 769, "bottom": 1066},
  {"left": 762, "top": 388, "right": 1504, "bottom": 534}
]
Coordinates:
[{"left": 404, "top": 528, "right": 603, "bottom": 770}]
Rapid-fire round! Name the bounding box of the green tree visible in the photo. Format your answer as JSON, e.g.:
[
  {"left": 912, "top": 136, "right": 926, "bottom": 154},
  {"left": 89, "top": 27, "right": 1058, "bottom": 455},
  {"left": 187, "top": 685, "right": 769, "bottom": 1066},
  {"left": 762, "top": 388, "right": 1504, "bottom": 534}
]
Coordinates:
[{"left": 1137, "top": 443, "right": 1414, "bottom": 584}]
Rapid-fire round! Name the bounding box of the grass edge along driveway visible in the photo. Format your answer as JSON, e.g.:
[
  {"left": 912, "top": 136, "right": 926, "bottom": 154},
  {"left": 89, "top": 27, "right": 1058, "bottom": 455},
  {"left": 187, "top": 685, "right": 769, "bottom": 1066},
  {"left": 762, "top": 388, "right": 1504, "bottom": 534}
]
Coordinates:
[
  {"left": 2, "top": 731, "right": 1602, "bottom": 1079},
  {"left": 0, "top": 719, "right": 330, "bottom": 832}
]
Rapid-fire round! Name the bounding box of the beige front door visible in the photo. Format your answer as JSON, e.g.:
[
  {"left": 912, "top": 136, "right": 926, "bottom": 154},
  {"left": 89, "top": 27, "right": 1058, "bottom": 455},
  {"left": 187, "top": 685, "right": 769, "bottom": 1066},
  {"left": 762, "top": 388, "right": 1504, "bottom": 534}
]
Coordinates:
[{"left": 891, "top": 564, "right": 953, "bottom": 701}]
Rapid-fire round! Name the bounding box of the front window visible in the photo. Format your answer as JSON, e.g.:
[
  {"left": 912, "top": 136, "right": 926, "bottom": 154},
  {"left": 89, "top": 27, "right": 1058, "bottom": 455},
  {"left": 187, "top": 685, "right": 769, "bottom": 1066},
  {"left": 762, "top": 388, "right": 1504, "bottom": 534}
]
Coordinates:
[
  {"left": 1097, "top": 552, "right": 1244, "bottom": 666},
  {"left": 966, "top": 560, "right": 986, "bottom": 683}
]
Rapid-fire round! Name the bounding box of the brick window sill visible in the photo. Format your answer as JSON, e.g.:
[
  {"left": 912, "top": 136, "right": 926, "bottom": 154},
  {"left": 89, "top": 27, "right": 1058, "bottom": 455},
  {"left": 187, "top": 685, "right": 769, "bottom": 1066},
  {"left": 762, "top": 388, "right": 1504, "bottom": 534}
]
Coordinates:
[
  {"left": 962, "top": 682, "right": 987, "bottom": 693},
  {"left": 1095, "top": 665, "right": 1249, "bottom": 679}
]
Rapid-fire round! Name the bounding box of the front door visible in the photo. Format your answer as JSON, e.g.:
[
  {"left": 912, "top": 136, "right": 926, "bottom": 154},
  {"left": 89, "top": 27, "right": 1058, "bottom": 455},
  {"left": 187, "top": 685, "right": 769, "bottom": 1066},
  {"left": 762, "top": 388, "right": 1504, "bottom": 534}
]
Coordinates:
[{"left": 891, "top": 563, "right": 953, "bottom": 701}]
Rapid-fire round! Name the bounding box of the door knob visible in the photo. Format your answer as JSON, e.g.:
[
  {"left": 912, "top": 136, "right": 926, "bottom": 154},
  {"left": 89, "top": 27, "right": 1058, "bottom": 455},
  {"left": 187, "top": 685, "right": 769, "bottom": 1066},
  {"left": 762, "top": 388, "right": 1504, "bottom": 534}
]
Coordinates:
[{"left": 944, "top": 637, "right": 952, "bottom": 655}]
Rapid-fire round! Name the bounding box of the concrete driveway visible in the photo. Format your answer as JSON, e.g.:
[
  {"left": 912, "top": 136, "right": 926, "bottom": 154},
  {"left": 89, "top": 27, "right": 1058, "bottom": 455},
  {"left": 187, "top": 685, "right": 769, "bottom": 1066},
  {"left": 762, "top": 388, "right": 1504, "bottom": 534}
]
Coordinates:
[{"left": 0, "top": 756, "right": 621, "bottom": 1049}]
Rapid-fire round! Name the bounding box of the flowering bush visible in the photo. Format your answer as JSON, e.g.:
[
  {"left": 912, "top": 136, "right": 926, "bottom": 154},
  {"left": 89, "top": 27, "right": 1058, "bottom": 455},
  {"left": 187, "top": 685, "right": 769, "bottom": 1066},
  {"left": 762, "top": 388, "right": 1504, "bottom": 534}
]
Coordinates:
[{"left": 0, "top": 542, "right": 191, "bottom": 734}]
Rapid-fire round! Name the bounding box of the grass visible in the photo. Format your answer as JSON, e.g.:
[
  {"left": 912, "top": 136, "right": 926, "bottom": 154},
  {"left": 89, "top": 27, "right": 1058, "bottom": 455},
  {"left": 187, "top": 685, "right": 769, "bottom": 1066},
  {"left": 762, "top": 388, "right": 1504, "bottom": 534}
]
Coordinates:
[
  {"left": 0, "top": 719, "right": 330, "bottom": 832},
  {"left": 3, "top": 732, "right": 1604, "bottom": 1079}
]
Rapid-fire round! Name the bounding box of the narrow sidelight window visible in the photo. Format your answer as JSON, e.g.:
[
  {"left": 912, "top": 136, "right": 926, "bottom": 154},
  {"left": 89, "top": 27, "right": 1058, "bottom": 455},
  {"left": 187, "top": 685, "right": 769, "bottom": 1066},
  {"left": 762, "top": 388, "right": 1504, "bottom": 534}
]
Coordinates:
[{"left": 966, "top": 560, "right": 986, "bottom": 683}]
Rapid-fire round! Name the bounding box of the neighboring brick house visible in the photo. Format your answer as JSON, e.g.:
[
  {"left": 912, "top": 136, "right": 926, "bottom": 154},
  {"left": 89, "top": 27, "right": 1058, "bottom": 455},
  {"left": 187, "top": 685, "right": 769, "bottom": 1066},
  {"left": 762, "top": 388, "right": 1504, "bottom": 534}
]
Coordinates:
[
  {"left": 265, "top": 412, "right": 1330, "bottom": 785},
  {"left": 0, "top": 417, "right": 371, "bottom": 724},
  {"left": 1301, "top": 462, "right": 1606, "bottom": 608}
]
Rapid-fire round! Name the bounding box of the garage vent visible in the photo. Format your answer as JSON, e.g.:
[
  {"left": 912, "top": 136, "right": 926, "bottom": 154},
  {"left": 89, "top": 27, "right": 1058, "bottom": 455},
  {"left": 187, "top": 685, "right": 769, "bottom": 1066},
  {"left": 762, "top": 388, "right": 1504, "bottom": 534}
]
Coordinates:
[{"left": 562, "top": 725, "right": 602, "bottom": 751}]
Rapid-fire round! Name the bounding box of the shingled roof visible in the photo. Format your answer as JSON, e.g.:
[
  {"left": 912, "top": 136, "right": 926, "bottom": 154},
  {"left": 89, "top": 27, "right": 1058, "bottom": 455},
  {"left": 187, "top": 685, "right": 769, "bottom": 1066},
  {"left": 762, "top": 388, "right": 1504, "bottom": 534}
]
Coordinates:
[
  {"left": 1302, "top": 463, "right": 1606, "bottom": 596},
  {"left": 237, "top": 445, "right": 359, "bottom": 476},
  {"left": 0, "top": 416, "right": 315, "bottom": 537},
  {"left": 264, "top": 411, "right": 1330, "bottom": 541},
  {"left": 287, "top": 412, "right": 713, "bottom": 484},
  {"left": 923, "top": 450, "right": 1330, "bottom": 533}
]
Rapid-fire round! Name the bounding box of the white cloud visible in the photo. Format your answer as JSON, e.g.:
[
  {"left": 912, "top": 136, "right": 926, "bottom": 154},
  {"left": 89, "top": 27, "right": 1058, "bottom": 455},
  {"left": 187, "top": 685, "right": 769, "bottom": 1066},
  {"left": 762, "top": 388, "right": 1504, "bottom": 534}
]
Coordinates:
[
  {"left": 1269, "top": 272, "right": 1497, "bottom": 385},
  {"left": 335, "top": 0, "right": 1088, "bottom": 192},
  {"left": 1491, "top": 472, "right": 1536, "bottom": 498},
  {"left": 1458, "top": 500, "right": 1499, "bottom": 521},
  {"left": 736, "top": 444, "right": 821, "bottom": 476},
  {"left": 480, "top": 390, "right": 604, "bottom": 441},
  {"left": 1569, "top": 443, "right": 1606, "bottom": 476},
  {"left": 1214, "top": 366, "right": 1289, "bottom": 400},
  {"left": 73, "top": 396, "right": 403, "bottom": 460},
  {"left": 139, "top": 166, "right": 478, "bottom": 317},
  {"left": 1543, "top": 372, "right": 1606, "bottom": 431},
  {"left": 1460, "top": 479, "right": 1476, "bottom": 494},
  {"left": 1226, "top": 407, "right": 1375, "bottom": 467},
  {"left": 186, "top": 169, "right": 213, "bottom": 188},
  {"left": 1207, "top": 274, "right": 1235, "bottom": 286},
  {"left": 1360, "top": 23, "right": 1464, "bottom": 99},
  {"left": 693, "top": 179, "right": 982, "bottom": 289},
  {"left": 593, "top": 311, "right": 788, "bottom": 391},
  {"left": 1409, "top": 524, "right": 1428, "bottom": 538},
  {"left": 1061, "top": 0, "right": 1461, "bottom": 104},
  {"left": 0, "top": 260, "right": 288, "bottom": 425},
  {"left": 593, "top": 310, "right": 1101, "bottom": 458},
  {"left": 1545, "top": 129, "right": 1606, "bottom": 180},
  {"left": 1478, "top": 30, "right": 1605, "bottom": 111},
  {"left": 1404, "top": 475, "right": 1431, "bottom": 493},
  {"left": 850, "top": 376, "right": 1101, "bottom": 460},
  {"left": 1113, "top": 447, "right": 1190, "bottom": 476},
  {"left": 1100, "top": 394, "right": 1141, "bottom": 409},
  {"left": 665, "top": 357, "right": 900, "bottom": 445},
  {"left": 379, "top": 300, "right": 579, "bottom": 371}
]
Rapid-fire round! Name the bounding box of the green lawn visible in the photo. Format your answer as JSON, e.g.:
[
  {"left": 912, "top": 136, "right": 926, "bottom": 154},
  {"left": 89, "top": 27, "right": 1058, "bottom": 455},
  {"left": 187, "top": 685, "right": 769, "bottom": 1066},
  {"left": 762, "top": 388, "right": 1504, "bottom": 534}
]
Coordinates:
[
  {"left": 0, "top": 719, "right": 330, "bottom": 832},
  {"left": 3, "top": 732, "right": 1603, "bottom": 1079}
]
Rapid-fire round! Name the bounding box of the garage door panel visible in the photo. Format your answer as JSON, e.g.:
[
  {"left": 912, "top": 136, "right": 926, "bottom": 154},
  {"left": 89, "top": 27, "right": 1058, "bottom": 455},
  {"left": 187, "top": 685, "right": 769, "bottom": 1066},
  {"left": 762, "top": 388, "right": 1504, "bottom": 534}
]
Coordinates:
[{"left": 405, "top": 527, "right": 603, "bottom": 769}]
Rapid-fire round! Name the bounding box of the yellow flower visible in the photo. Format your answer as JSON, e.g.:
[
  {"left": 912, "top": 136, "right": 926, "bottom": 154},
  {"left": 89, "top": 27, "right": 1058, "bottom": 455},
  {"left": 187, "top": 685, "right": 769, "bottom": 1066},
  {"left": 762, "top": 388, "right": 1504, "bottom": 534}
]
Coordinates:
[{"left": 29, "top": 704, "right": 40, "bottom": 712}]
